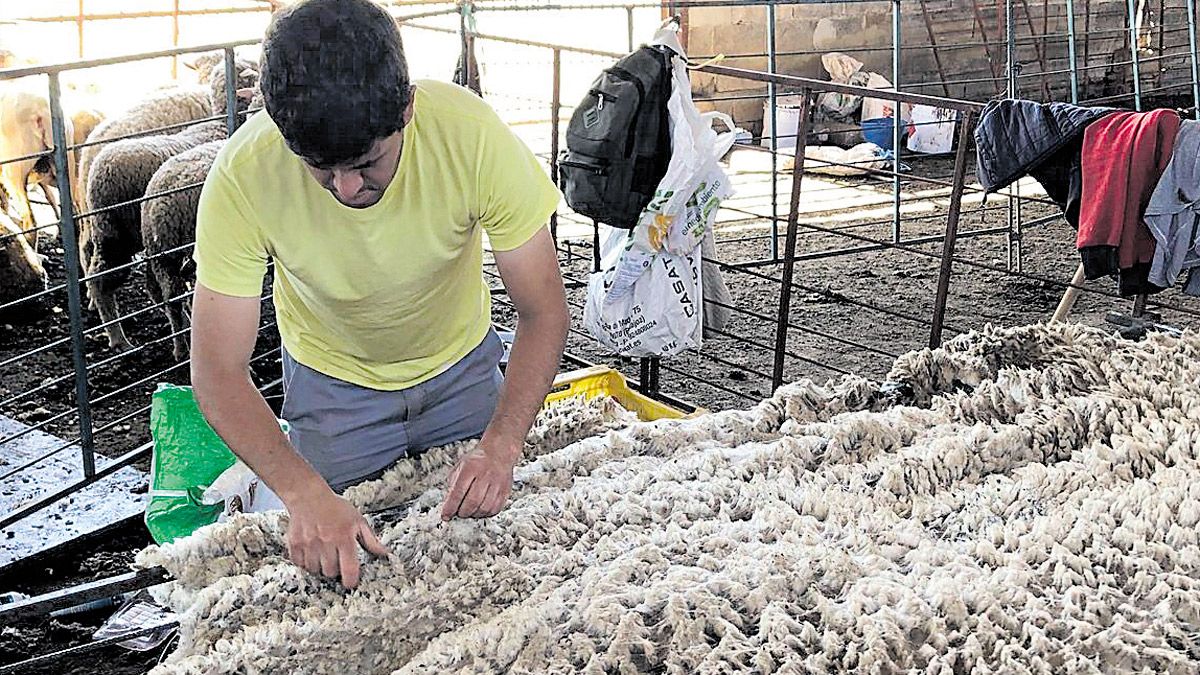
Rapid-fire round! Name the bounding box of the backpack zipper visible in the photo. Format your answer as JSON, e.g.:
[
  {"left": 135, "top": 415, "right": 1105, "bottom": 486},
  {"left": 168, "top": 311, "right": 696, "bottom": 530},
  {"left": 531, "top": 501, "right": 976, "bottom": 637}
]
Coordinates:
[
  {"left": 589, "top": 89, "right": 614, "bottom": 111},
  {"left": 561, "top": 159, "right": 607, "bottom": 175}
]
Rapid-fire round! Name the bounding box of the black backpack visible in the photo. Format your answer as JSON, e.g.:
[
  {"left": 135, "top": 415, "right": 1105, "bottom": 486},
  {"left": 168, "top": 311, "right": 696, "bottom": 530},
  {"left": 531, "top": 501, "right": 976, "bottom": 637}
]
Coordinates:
[{"left": 560, "top": 44, "right": 674, "bottom": 229}]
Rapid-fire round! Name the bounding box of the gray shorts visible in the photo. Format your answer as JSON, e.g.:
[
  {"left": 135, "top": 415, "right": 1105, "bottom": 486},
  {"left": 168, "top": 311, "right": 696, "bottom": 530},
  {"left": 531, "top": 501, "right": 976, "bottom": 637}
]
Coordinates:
[{"left": 281, "top": 330, "right": 504, "bottom": 491}]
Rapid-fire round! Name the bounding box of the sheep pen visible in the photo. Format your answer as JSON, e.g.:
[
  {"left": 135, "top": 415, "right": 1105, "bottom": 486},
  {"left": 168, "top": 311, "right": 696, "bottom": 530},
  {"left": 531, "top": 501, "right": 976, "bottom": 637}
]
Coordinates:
[{"left": 134, "top": 322, "right": 1200, "bottom": 674}]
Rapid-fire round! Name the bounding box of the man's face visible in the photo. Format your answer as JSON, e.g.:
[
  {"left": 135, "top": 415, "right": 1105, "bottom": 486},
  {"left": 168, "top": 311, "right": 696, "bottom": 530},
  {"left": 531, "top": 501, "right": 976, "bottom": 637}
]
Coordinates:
[{"left": 303, "top": 131, "right": 404, "bottom": 208}]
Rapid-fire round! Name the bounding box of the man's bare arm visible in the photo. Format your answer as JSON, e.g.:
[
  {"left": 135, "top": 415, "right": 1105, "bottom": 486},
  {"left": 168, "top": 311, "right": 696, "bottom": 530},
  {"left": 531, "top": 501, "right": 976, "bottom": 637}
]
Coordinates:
[
  {"left": 190, "top": 284, "right": 388, "bottom": 587},
  {"left": 440, "top": 227, "right": 569, "bottom": 519}
]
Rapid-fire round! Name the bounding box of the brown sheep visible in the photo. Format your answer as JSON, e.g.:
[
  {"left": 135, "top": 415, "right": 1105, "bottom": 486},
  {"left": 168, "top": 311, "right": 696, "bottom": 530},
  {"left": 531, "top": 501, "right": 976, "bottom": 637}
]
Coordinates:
[{"left": 81, "top": 59, "right": 257, "bottom": 351}]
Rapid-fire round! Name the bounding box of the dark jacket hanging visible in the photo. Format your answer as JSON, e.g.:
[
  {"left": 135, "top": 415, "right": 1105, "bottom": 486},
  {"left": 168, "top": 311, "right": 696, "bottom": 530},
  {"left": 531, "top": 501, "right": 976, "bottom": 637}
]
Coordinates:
[{"left": 974, "top": 99, "right": 1114, "bottom": 227}]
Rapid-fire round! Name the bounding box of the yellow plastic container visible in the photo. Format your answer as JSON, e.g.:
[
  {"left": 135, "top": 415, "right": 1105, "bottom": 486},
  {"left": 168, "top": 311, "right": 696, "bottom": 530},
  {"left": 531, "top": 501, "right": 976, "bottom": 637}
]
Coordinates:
[{"left": 543, "top": 366, "right": 701, "bottom": 421}]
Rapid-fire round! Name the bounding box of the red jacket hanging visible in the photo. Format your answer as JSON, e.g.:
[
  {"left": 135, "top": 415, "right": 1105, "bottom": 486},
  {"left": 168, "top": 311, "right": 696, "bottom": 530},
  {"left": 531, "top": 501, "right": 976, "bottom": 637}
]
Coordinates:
[{"left": 1078, "top": 109, "right": 1180, "bottom": 295}]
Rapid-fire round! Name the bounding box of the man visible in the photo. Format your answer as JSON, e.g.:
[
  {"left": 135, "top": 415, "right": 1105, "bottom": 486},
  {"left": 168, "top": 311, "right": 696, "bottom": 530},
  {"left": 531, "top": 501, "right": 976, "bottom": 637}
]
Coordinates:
[{"left": 190, "top": 0, "right": 568, "bottom": 589}]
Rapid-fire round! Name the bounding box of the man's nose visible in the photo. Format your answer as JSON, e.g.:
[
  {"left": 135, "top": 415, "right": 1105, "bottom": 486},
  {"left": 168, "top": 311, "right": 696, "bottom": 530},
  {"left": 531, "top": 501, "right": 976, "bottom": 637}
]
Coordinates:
[{"left": 332, "top": 170, "right": 364, "bottom": 200}]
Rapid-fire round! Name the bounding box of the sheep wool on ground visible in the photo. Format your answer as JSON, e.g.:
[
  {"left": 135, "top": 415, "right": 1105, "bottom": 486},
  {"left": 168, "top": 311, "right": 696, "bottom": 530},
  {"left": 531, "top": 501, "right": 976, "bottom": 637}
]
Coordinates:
[{"left": 137, "top": 323, "right": 1200, "bottom": 674}]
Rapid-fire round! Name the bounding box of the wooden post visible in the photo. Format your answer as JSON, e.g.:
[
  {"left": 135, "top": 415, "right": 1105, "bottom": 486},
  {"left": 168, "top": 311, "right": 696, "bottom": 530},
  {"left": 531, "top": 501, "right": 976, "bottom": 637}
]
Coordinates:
[
  {"left": 171, "top": 0, "right": 181, "bottom": 79},
  {"left": 1051, "top": 263, "right": 1087, "bottom": 323},
  {"left": 77, "top": 0, "right": 85, "bottom": 58}
]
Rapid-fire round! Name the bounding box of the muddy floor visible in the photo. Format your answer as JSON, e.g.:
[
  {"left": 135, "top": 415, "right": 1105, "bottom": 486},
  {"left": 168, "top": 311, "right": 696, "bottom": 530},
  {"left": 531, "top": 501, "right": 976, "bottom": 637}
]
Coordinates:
[{"left": 2, "top": 150, "right": 1200, "bottom": 673}]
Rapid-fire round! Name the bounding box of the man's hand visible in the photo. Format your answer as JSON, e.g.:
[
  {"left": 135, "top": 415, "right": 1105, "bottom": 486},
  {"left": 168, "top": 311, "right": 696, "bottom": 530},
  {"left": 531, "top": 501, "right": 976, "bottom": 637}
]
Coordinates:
[
  {"left": 440, "top": 446, "right": 516, "bottom": 520},
  {"left": 285, "top": 488, "right": 390, "bottom": 589},
  {"left": 436, "top": 227, "right": 567, "bottom": 521}
]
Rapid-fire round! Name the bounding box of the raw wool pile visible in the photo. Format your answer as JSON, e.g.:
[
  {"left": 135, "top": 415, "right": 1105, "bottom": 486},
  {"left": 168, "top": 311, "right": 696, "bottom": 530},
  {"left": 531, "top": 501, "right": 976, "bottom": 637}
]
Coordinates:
[
  {"left": 138, "top": 323, "right": 1200, "bottom": 675},
  {"left": 140, "top": 394, "right": 640, "bottom": 596}
]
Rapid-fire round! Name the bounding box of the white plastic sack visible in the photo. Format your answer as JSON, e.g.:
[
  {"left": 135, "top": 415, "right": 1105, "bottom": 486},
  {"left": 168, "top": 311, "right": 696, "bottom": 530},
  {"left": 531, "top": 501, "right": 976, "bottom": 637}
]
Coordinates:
[
  {"left": 815, "top": 53, "right": 871, "bottom": 122},
  {"left": 201, "top": 460, "right": 284, "bottom": 520},
  {"left": 584, "top": 226, "right": 703, "bottom": 357},
  {"left": 906, "top": 104, "right": 957, "bottom": 154},
  {"left": 632, "top": 24, "right": 738, "bottom": 258},
  {"left": 783, "top": 142, "right": 887, "bottom": 176},
  {"left": 861, "top": 72, "right": 912, "bottom": 128}
]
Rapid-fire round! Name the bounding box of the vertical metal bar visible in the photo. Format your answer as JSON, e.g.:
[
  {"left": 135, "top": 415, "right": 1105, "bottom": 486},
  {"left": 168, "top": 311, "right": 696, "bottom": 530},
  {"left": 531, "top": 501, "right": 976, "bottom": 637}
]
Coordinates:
[
  {"left": 1157, "top": 0, "right": 1166, "bottom": 70},
  {"left": 918, "top": 0, "right": 952, "bottom": 98},
  {"left": 1005, "top": 1, "right": 1016, "bottom": 103},
  {"left": 48, "top": 73, "right": 96, "bottom": 478},
  {"left": 1042, "top": 0, "right": 1049, "bottom": 59},
  {"left": 224, "top": 48, "right": 238, "bottom": 136},
  {"left": 677, "top": 6, "right": 689, "bottom": 52},
  {"left": 772, "top": 89, "right": 811, "bottom": 390},
  {"left": 171, "top": 0, "right": 181, "bottom": 79},
  {"left": 459, "top": 1, "right": 470, "bottom": 91},
  {"left": 929, "top": 112, "right": 974, "bottom": 349},
  {"left": 77, "top": 0, "right": 85, "bottom": 59},
  {"left": 1186, "top": 0, "right": 1200, "bottom": 119},
  {"left": 891, "top": 0, "right": 901, "bottom": 245},
  {"left": 1066, "top": 0, "right": 1080, "bottom": 102},
  {"left": 627, "top": 5, "right": 635, "bottom": 52},
  {"left": 637, "top": 357, "right": 660, "bottom": 395},
  {"left": 1005, "top": 0, "right": 1022, "bottom": 273},
  {"left": 466, "top": 13, "right": 477, "bottom": 92},
  {"left": 767, "top": 1, "right": 779, "bottom": 261},
  {"left": 592, "top": 220, "right": 600, "bottom": 272},
  {"left": 1128, "top": 0, "right": 1143, "bottom": 110},
  {"left": 550, "top": 49, "right": 562, "bottom": 243}
]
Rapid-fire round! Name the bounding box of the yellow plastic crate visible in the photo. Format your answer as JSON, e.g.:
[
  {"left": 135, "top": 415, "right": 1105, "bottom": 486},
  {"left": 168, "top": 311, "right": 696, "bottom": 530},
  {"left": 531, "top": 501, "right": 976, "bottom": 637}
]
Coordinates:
[{"left": 544, "top": 366, "right": 702, "bottom": 421}]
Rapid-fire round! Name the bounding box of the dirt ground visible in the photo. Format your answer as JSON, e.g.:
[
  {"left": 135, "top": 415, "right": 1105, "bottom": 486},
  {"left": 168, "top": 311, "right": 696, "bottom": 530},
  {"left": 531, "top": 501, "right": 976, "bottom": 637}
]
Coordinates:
[{"left": 3, "top": 149, "right": 1200, "bottom": 672}]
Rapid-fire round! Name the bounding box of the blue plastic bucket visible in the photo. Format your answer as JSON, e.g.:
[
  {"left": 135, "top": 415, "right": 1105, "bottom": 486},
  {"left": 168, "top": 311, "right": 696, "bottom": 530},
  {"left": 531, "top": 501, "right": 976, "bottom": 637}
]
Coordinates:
[{"left": 861, "top": 117, "right": 900, "bottom": 151}]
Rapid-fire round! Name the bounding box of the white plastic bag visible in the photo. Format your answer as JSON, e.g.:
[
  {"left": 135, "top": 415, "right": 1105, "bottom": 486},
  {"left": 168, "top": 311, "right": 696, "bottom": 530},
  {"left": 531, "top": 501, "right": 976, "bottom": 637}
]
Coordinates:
[
  {"left": 201, "top": 460, "right": 284, "bottom": 519},
  {"left": 584, "top": 226, "right": 703, "bottom": 357},
  {"left": 906, "top": 104, "right": 957, "bottom": 154},
  {"left": 633, "top": 24, "right": 738, "bottom": 257},
  {"left": 583, "top": 21, "right": 737, "bottom": 357},
  {"left": 815, "top": 53, "right": 872, "bottom": 122},
  {"left": 782, "top": 142, "right": 887, "bottom": 176}
]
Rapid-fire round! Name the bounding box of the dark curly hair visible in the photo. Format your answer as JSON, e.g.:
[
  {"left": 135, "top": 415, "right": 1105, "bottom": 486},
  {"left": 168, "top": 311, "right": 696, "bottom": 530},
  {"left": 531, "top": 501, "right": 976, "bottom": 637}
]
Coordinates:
[{"left": 260, "top": 0, "right": 411, "bottom": 168}]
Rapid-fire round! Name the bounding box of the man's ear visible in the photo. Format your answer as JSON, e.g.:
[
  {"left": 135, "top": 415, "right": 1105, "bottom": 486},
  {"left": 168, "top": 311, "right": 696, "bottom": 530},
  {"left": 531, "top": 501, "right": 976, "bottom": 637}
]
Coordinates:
[{"left": 402, "top": 85, "right": 417, "bottom": 125}]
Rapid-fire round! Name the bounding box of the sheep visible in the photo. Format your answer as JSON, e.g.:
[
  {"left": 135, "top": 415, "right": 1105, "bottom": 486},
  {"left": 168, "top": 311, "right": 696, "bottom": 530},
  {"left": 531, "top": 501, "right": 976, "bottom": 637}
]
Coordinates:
[
  {"left": 0, "top": 209, "right": 45, "bottom": 315},
  {"left": 76, "top": 52, "right": 256, "bottom": 212},
  {"left": 137, "top": 89, "right": 274, "bottom": 359},
  {"left": 135, "top": 323, "right": 1200, "bottom": 675},
  {"left": 138, "top": 91, "right": 265, "bottom": 359},
  {"left": 139, "top": 140, "right": 222, "bottom": 360},
  {"left": 68, "top": 107, "right": 103, "bottom": 178},
  {"left": 0, "top": 86, "right": 74, "bottom": 245},
  {"left": 20, "top": 106, "right": 106, "bottom": 221},
  {"left": 81, "top": 59, "right": 258, "bottom": 351}
]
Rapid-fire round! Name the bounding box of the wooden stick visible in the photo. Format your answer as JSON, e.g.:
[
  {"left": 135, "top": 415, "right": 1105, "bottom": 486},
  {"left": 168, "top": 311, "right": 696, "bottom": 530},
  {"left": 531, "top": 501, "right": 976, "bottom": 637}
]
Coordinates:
[{"left": 1052, "top": 263, "right": 1087, "bottom": 322}]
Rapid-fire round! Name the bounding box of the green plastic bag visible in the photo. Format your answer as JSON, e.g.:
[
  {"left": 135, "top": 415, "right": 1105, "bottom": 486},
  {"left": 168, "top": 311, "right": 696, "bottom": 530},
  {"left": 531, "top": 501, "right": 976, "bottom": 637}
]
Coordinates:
[
  {"left": 145, "top": 384, "right": 289, "bottom": 543},
  {"left": 145, "top": 384, "right": 238, "bottom": 544}
]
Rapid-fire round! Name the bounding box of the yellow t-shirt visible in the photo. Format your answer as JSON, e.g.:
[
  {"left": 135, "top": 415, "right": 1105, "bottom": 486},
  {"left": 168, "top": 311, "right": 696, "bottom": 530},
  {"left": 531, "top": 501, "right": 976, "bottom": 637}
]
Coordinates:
[{"left": 193, "top": 80, "right": 561, "bottom": 390}]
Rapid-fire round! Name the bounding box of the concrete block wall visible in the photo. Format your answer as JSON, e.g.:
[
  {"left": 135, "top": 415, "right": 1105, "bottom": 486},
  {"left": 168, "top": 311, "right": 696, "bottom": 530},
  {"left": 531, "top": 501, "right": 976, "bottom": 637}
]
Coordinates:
[{"left": 687, "top": 0, "right": 1197, "bottom": 134}]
